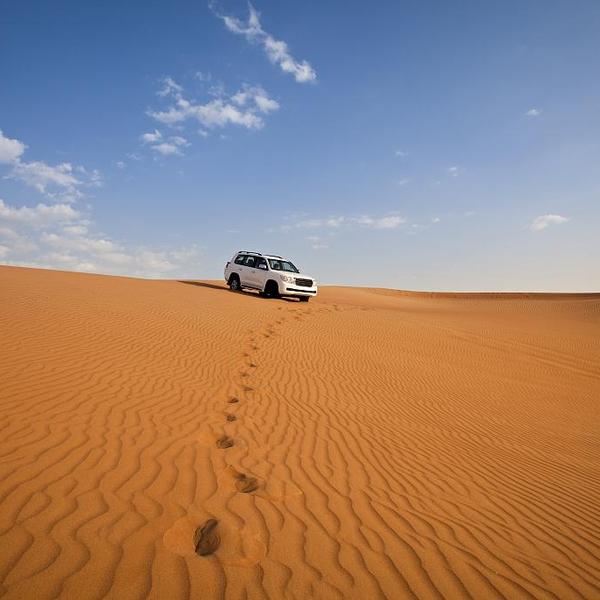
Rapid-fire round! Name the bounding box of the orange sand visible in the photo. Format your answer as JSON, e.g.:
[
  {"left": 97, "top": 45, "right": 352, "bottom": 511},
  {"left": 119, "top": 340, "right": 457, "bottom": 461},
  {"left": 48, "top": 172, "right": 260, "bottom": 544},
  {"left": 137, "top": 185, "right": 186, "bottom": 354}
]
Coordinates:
[{"left": 1, "top": 266, "right": 599, "bottom": 599}]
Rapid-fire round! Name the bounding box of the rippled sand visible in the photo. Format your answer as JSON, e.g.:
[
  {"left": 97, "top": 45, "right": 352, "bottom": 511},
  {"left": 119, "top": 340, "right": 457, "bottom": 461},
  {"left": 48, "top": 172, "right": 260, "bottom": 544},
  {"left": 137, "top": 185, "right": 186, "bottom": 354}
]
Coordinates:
[{"left": 1, "top": 266, "right": 599, "bottom": 599}]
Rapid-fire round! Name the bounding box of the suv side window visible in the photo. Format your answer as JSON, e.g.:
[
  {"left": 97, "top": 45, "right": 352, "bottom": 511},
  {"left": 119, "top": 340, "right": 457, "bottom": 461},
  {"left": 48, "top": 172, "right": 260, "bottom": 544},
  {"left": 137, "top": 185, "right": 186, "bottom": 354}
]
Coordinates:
[
  {"left": 255, "top": 257, "right": 268, "bottom": 270},
  {"left": 234, "top": 254, "right": 246, "bottom": 265},
  {"left": 245, "top": 256, "right": 256, "bottom": 268}
]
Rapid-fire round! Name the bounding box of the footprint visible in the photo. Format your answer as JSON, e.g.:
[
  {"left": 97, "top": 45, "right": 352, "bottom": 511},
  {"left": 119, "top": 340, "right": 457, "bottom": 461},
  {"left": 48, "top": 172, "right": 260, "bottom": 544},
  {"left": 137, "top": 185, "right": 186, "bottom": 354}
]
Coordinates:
[
  {"left": 226, "top": 414, "right": 237, "bottom": 422},
  {"left": 216, "top": 436, "right": 234, "bottom": 449},
  {"left": 234, "top": 472, "right": 259, "bottom": 494},
  {"left": 242, "top": 386, "right": 253, "bottom": 393},
  {"left": 228, "top": 397, "right": 240, "bottom": 404},
  {"left": 240, "top": 371, "right": 249, "bottom": 378},
  {"left": 194, "top": 519, "right": 220, "bottom": 556},
  {"left": 248, "top": 363, "right": 257, "bottom": 369}
]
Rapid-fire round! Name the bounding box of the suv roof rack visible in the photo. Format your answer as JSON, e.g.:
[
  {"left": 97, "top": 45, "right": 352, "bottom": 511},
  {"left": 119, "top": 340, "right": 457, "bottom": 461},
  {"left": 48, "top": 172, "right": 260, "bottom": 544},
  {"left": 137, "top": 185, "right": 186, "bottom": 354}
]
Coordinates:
[{"left": 237, "top": 251, "right": 284, "bottom": 259}]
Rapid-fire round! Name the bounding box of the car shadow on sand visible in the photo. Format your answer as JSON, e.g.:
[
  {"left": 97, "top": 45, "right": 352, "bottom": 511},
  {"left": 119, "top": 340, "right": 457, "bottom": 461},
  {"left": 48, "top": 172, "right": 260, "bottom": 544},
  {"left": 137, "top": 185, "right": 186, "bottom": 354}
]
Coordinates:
[{"left": 178, "top": 280, "right": 300, "bottom": 302}]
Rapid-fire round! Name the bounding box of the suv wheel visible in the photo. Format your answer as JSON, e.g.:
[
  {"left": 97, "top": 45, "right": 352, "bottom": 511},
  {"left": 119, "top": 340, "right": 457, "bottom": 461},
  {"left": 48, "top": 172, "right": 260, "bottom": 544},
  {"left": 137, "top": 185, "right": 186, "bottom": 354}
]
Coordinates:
[
  {"left": 264, "top": 280, "right": 280, "bottom": 299},
  {"left": 229, "top": 275, "right": 241, "bottom": 291}
]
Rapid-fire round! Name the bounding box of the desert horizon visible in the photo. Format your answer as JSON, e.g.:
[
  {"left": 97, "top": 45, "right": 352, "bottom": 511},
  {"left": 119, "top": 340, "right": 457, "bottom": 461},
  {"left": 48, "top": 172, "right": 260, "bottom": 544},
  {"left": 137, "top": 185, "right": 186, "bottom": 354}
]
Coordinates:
[{"left": 1, "top": 265, "right": 599, "bottom": 599}]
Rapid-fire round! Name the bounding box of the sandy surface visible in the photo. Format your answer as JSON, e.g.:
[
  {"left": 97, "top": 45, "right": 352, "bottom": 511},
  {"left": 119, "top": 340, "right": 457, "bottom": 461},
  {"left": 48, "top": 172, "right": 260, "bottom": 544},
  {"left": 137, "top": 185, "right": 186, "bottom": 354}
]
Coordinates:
[{"left": 1, "top": 266, "right": 599, "bottom": 599}]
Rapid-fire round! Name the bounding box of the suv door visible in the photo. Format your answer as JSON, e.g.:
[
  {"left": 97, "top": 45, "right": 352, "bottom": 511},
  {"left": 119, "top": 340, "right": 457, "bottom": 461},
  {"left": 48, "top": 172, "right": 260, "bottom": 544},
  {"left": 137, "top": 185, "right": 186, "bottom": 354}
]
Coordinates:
[
  {"left": 232, "top": 254, "right": 247, "bottom": 284},
  {"left": 253, "top": 257, "right": 269, "bottom": 290},
  {"left": 242, "top": 255, "right": 257, "bottom": 287}
]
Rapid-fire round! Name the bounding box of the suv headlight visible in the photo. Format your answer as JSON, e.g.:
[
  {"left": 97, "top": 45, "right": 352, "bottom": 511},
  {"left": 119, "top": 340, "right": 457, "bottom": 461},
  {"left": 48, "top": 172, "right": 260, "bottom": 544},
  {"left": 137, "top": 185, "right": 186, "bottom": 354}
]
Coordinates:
[{"left": 280, "top": 275, "right": 295, "bottom": 283}]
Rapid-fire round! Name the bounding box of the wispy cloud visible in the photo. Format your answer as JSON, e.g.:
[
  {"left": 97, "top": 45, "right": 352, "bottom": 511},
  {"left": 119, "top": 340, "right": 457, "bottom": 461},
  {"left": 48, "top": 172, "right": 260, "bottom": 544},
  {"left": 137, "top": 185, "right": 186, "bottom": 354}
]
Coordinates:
[
  {"left": 525, "top": 108, "right": 541, "bottom": 117},
  {"left": 213, "top": 3, "right": 317, "bottom": 83},
  {"left": 140, "top": 129, "right": 163, "bottom": 144},
  {"left": 157, "top": 76, "right": 183, "bottom": 98},
  {"left": 530, "top": 214, "right": 569, "bottom": 231},
  {"left": 0, "top": 131, "right": 201, "bottom": 277},
  {"left": 447, "top": 166, "right": 461, "bottom": 177},
  {"left": 306, "top": 235, "right": 329, "bottom": 250},
  {"left": 1, "top": 131, "right": 100, "bottom": 202},
  {"left": 140, "top": 130, "right": 189, "bottom": 156},
  {"left": 148, "top": 80, "right": 279, "bottom": 132},
  {"left": 0, "top": 198, "right": 79, "bottom": 227},
  {"left": 285, "top": 214, "right": 407, "bottom": 231},
  {"left": 0, "top": 195, "right": 201, "bottom": 277}
]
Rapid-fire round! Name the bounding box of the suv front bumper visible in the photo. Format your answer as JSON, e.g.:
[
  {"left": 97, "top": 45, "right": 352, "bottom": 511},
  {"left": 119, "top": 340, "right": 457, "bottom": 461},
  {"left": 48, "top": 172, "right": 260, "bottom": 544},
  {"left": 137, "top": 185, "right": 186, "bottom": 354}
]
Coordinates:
[{"left": 281, "top": 285, "right": 317, "bottom": 297}]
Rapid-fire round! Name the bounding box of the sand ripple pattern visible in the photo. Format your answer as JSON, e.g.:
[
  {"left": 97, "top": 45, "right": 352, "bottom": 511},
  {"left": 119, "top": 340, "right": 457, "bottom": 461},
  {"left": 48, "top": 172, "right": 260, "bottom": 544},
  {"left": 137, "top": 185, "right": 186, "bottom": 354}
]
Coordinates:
[{"left": 1, "top": 267, "right": 599, "bottom": 599}]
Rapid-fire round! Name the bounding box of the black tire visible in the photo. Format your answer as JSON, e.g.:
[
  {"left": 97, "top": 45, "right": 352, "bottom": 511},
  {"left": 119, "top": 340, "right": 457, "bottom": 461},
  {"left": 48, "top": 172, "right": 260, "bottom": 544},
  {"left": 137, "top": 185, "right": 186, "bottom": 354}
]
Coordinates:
[
  {"left": 228, "top": 275, "right": 241, "bottom": 291},
  {"left": 299, "top": 296, "right": 309, "bottom": 302},
  {"left": 264, "top": 280, "right": 280, "bottom": 299}
]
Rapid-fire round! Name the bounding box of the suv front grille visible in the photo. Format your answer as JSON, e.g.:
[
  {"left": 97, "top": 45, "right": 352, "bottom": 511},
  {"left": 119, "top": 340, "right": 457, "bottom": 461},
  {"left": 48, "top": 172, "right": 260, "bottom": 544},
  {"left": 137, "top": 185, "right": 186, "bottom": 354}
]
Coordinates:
[{"left": 295, "top": 278, "right": 313, "bottom": 287}]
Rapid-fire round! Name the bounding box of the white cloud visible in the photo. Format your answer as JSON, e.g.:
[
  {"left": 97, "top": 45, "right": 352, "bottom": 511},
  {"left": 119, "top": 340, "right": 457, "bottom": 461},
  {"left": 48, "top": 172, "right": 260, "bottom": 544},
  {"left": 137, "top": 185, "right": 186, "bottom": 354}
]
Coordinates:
[
  {"left": 287, "top": 214, "right": 406, "bottom": 231},
  {"left": 0, "top": 134, "right": 199, "bottom": 277},
  {"left": 526, "top": 108, "right": 541, "bottom": 117},
  {"left": 140, "top": 129, "right": 189, "bottom": 156},
  {"left": 432, "top": 216, "right": 441, "bottom": 223},
  {"left": 397, "top": 178, "right": 410, "bottom": 186},
  {"left": 152, "top": 140, "right": 188, "bottom": 156},
  {"left": 157, "top": 76, "right": 183, "bottom": 98},
  {"left": 0, "top": 198, "right": 79, "bottom": 227},
  {"left": 0, "top": 130, "right": 26, "bottom": 163},
  {"left": 355, "top": 215, "right": 406, "bottom": 229},
  {"left": 8, "top": 160, "right": 84, "bottom": 200},
  {"left": 1, "top": 131, "right": 98, "bottom": 201},
  {"left": 140, "top": 129, "right": 163, "bottom": 144},
  {"left": 395, "top": 150, "right": 406, "bottom": 158},
  {"left": 148, "top": 84, "right": 278, "bottom": 131},
  {"left": 215, "top": 3, "right": 316, "bottom": 83},
  {"left": 530, "top": 214, "right": 569, "bottom": 231},
  {"left": 0, "top": 197, "right": 201, "bottom": 277},
  {"left": 116, "top": 160, "right": 125, "bottom": 169},
  {"left": 447, "top": 166, "right": 460, "bottom": 177}
]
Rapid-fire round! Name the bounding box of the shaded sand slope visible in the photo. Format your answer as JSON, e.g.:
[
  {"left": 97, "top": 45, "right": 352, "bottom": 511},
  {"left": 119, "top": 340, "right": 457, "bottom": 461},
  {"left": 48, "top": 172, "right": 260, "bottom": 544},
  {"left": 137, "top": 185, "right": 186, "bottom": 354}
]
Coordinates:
[{"left": 1, "top": 266, "right": 599, "bottom": 599}]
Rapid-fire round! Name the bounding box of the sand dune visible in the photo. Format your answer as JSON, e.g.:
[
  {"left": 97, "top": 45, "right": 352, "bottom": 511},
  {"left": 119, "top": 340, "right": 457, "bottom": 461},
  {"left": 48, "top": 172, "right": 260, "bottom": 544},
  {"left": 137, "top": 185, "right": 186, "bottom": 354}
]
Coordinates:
[{"left": 1, "top": 266, "right": 599, "bottom": 599}]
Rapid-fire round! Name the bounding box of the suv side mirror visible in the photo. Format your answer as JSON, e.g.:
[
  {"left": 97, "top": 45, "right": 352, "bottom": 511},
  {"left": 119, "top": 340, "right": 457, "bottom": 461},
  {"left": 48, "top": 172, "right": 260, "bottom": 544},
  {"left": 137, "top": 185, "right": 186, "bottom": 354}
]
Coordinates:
[{"left": 259, "top": 264, "right": 267, "bottom": 270}]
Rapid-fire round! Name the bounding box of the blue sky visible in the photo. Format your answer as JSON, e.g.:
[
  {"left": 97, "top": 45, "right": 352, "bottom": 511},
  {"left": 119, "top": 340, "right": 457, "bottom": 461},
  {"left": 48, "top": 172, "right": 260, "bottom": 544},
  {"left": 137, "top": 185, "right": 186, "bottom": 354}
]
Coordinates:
[{"left": 1, "top": 0, "right": 599, "bottom": 290}]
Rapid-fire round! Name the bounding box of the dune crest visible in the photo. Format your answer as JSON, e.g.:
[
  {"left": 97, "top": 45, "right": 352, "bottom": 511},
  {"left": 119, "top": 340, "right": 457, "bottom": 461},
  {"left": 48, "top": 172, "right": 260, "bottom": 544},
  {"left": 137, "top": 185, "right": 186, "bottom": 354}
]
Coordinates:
[{"left": 1, "top": 266, "right": 599, "bottom": 599}]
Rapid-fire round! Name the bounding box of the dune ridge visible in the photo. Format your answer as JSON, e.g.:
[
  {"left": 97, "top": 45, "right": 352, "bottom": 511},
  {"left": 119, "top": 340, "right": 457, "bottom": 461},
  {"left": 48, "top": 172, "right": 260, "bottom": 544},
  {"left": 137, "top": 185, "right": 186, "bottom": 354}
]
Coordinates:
[{"left": 1, "top": 266, "right": 599, "bottom": 599}]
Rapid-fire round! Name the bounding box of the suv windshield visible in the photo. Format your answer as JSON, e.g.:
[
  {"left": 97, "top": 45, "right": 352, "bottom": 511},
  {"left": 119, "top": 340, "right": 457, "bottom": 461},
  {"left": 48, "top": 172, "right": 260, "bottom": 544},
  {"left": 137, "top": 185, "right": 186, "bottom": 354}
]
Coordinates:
[{"left": 268, "top": 259, "right": 299, "bottom": 273}]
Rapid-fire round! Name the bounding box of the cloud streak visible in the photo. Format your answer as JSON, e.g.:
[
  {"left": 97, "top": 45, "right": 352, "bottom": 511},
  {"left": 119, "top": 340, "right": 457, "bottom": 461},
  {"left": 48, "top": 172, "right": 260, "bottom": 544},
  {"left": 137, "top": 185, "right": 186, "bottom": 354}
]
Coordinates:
[
  {"left": 530, "top": 214, "right": 569, "bottom": 231},
  {"left": 214, "top": 3, "right": 317, "bottom": 83},
  {"left": 285, "top": 214, "right": 407, "bottom": 231}
]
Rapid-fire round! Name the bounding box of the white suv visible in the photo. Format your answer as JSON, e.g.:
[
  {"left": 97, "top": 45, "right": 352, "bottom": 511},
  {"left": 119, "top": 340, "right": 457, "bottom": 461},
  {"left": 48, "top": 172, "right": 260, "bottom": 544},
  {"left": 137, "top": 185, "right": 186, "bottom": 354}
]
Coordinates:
[{"left": 224, "top": 251, "right": 318, "bottom": 302}]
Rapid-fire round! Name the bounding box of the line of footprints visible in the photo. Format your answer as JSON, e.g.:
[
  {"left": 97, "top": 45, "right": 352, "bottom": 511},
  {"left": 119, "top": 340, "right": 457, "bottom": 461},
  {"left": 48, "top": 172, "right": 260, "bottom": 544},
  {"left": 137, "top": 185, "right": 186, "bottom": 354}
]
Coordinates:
[{"left": 192, "top": 306, "right": 310, "bottom": 557}]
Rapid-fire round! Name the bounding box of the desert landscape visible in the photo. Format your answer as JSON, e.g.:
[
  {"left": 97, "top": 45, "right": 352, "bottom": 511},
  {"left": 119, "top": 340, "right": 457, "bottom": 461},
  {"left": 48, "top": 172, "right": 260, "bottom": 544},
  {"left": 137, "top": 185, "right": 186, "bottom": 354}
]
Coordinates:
[{"left": 0, "top": 265, "right": 599, "bottom": 599}]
